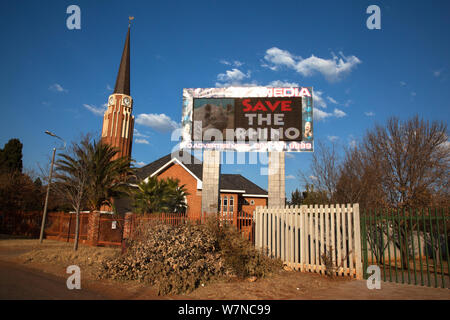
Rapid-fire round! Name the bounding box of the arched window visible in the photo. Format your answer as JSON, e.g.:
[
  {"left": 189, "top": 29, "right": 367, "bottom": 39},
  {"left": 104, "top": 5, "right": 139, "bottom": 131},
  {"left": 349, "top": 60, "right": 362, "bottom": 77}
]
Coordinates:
[{"left": 223, "top": 196, "right": 228, "bottom": 213}]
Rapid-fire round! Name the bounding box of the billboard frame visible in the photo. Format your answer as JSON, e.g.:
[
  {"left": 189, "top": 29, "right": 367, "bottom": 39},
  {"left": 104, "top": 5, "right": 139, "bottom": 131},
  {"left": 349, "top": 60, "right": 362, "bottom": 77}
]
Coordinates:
[{"left": 181, "top": 87, "right": 314, "bottom": 152}]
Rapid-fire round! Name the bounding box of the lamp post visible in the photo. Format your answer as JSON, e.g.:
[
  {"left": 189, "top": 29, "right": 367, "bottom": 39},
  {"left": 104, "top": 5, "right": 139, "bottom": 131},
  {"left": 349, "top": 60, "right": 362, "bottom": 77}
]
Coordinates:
[{"left": 39, "top": 131, "right": 66, "bottom": 244}]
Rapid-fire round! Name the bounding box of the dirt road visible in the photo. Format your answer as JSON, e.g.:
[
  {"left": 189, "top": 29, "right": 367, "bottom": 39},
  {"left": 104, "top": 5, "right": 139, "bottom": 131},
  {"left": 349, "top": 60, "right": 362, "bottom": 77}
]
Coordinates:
[{"left": 0, "top": 260, "right": 112, "bottom": 300}]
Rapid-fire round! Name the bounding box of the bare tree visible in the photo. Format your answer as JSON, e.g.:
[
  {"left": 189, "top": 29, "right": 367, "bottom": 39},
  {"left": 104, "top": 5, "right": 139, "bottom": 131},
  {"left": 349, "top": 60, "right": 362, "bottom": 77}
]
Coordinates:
[
  {"left": 298, "top": 140, "right": 341, "bottom": 203},
  {"left": 335, "top": 144, "right": 387, "bottom": 207},
  {"left": 363, "top": 116, "right": 449, "bottom": 208},
  {"left": 53, "top": 137, "right": 90, "bottom": 251}
]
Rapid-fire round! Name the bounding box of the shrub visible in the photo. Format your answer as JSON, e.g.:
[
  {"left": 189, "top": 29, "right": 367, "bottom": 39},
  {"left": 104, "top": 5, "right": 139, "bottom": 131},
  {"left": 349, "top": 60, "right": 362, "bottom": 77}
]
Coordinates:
[{"left": 98, "top": 217, "right": 282, "bottom": 295}]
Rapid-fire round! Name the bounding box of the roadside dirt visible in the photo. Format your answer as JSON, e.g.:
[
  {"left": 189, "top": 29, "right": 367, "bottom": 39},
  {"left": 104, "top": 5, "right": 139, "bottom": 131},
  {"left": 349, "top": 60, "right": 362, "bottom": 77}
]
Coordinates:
[{"left": 0, "top": 238, "right": 449, "bottom": 300}]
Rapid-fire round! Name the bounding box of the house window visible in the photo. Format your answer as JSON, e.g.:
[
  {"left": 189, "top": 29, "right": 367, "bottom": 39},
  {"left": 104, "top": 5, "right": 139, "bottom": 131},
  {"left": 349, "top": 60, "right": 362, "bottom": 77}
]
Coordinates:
[
  {"left": 250, "top": 200, "right": 255, "bottom": 205},
  {"left": 223, "top": 196, "right": 228, "bottom": 213},
  {"left": 229, "top": 196, "right": 234, "bottom": 213}
]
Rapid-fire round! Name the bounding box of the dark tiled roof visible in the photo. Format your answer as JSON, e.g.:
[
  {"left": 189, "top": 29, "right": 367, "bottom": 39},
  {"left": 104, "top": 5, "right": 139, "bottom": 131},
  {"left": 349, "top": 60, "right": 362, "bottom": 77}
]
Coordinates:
[
  {"left": 220, "top": 174, "right": 267, "bottom": 195},
  {"left": 136, "top": 151, "right": 267, "bottom": 195}
]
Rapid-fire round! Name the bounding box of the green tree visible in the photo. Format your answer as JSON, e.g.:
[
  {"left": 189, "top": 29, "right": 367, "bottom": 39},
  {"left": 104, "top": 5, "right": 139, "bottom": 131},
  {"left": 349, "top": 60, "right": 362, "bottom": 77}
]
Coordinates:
[
  {"left": 288, "top": 188, "right": 304, "bottom": 206},
  {"left": 133, "top": 176, "right": 189, "bottom": 214},
  {"left": 83, "top": 140, "right": 135, "bottom": 211},
  {"left": 0, "top": 138, "right": 23, "bottom": 173},
  {"left": 301, "top": 184, "right": 329, "bottom": 205}
]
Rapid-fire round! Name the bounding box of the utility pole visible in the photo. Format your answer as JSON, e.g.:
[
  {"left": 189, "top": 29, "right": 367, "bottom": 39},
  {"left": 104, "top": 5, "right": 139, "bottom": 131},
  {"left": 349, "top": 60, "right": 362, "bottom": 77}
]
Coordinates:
[
  {"left": 39, "top": 147, "right": 56, "bottom": 243},
  {"left": 39, "top": 131, "right": 65, "bottom": 244}
]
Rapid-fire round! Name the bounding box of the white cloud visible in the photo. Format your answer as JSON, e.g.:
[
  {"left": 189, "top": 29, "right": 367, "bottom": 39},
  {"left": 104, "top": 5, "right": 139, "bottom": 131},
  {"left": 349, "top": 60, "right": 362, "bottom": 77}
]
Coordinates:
[
  {"left": 133, "top": 129, "right": 149, "bottom": 138},
  {"left": 106, "top": 84, "right": 113, "bottom": 91},
  {"left": 343, "top": 99, "right": 353, "bottom": 107},
  {"left": 314, "top": 108, "right": 333, "bottom": 121},
  {"left": 313, "top": 90, "right": 328, "bottom": 108},
  {"left": 217, "top": 68, "right": 250, "bottom": 83},
  {"left": 286, "top": 175, "right": 296, "bottom": 180},
  {"left": 263, "top": 47, "right": 361, "bottom": 82},
  {"left": 327, "top": 135, "right": 339, "bottom": 142},
  {"left": 136, "top": 113, "right": 180, "bottom": 132},
  {"left": 135, "top": 138, "right": 150, "bottom": 145},
  {"left": 365, "top": 111, "right": 375, "bottom": 116},
  {"left": 135, "top": 161, "right": 146, "bottom": 167},
  {"left": 326, "top": 96, "right": 338, "bottom": 104},
  {"left": 83, "top": 103, "right": 107, "bottom": 116},
  {"left": 49, "top": 83, "right": 68, "bottom": 93},
  {"left": 333, "top": 108, "right": 347, "bottom": 118},
  {"left": 312, "top": 90, "right": 347, "bottom": 121},
  {"left": 400, "top": 81, "right": 407, "bottom": 86},
  {"left": 411, "top": 91, "right": 417, "bottom": 97},
  {"left": 220, "top": 59, "right": 244, "bottom": 67},
  {"left": 263, "top": 47, "right": 298, "bottom": 70},
  {"left": 433, "top": 69, "right": 443, "bottom": 77},
  {"left": 266, "top": 80, "right": 300, "bottom": 87},
  {"left": 309, "top": 175, "right": 318, "bottom": 181}
]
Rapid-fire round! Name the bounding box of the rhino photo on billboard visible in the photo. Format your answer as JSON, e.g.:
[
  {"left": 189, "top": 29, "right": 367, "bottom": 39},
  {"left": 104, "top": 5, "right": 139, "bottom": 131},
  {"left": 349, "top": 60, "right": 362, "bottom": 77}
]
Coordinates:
[{"left": 180, "top": 87, "right": 314, "bottom": 152}]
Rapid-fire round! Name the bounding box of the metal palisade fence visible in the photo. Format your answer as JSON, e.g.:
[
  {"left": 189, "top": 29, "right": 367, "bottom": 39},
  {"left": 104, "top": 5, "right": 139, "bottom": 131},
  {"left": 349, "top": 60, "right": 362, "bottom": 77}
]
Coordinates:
[
  {"left": 254, "top": 204, "right": 363, "bottom": 279},
  {"left": 361, "top": 208, "right": 449, "bottom": 289}
]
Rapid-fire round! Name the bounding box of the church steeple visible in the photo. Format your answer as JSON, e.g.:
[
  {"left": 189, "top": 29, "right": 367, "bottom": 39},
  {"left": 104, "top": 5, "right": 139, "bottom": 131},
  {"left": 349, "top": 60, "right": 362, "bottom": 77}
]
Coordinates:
[
  {"left": 113, "top": 26, "right": 130, "bottom": 96},
  {"left": 101, "top": 22, "right": 135, "bottom": 162}
]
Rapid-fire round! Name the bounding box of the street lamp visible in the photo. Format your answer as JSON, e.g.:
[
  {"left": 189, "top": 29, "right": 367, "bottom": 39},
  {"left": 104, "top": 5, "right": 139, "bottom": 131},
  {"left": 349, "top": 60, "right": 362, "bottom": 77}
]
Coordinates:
[{"left": 39, "top": 130, "right": 66, "bottom": 244}]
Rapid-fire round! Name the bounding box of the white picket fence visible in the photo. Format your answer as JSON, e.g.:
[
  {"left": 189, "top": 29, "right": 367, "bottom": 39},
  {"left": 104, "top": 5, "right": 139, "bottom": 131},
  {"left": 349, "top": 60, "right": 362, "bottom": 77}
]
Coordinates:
[{"left": 254, "top": 204, "right": 363, "bottom": 279}]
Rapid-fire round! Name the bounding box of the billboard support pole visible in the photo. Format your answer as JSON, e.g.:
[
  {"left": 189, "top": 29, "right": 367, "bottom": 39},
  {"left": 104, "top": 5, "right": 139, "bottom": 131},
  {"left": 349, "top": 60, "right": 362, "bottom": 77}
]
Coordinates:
[
  {"left": 201, "top": 149, "right": 221, "bottom": 217},
  {"left": 268, "top": 151, "right": 285, "bottom": 208}
]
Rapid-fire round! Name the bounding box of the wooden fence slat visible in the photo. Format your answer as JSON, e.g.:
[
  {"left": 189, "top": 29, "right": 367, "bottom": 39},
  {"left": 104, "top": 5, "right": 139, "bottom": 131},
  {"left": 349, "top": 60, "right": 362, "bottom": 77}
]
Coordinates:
[
  {"left": 347, "top": 203, "right": 354, "bottom": 277},
  {"left": 353, "top": 204, "right": 363, "bottom": 279},
  {"left": 309, "top": 205, "right": 313, "bottom": 272},
  {"left": 336, "top": 204, "right": 342, "bottom": 276},
  {"left": 300, "top": 206, "right": 305, "bottom": 272},
  {"left": 292, "top": 206, "right": 295, "bottom": 267},
  {"left": 277, "top": 208, "right": 281, "bottom": 259},
  {"left": 320, "top": 204, "right": 324, "bottom": 274},
  {"left": 342, "top": 205, "right": 348, "bottom": 276}
]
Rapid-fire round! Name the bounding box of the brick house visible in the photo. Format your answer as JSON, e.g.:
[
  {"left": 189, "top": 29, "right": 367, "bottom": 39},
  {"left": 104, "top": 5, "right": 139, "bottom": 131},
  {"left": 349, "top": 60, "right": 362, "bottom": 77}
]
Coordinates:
[{"left": 129, "top": 151, "right": 268, "bottom": 217}]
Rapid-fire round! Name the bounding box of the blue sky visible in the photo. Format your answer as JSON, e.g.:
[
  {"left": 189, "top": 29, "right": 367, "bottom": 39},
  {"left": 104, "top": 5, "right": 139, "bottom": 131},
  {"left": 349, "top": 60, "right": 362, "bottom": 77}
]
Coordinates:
[{"left": 1, "top": 0, "right": 449, "bottom": 199}]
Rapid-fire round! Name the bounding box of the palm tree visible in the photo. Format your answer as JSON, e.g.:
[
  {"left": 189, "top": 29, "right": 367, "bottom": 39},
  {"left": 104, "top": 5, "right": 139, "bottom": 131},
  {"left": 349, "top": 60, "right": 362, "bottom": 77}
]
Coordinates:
[
  {"left": 84, "top": 140, "right": 135, "bottom": 212},
  {"left": 133, "top": 177, "right": 189, "bottom": 214}
]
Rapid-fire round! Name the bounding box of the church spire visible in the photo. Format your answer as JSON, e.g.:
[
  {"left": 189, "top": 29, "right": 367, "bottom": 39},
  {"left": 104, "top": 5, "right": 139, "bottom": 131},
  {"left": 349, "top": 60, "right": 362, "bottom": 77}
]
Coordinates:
[{"left": 113, "top": 25, "right": 130, "bottom": 96}]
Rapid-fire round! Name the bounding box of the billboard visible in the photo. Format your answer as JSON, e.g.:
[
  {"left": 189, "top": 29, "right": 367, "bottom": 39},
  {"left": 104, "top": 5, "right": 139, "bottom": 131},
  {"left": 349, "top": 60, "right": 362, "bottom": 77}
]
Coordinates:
[{"left": 181, "top": 87, "right": 314, "bottom": 152}]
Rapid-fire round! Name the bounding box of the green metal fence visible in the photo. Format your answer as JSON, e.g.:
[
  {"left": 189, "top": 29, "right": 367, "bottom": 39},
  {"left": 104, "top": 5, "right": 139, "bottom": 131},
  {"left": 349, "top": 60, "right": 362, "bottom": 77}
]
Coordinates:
[{"left": 361, "top": 208, "right": 449, "bottom": 289}]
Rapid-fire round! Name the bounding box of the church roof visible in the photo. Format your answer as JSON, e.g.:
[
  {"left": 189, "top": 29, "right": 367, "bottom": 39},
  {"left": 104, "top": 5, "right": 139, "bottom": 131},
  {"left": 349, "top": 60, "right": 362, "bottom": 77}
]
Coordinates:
[{"left": 113, "top": 26, "right": 131, "bottom": 95}]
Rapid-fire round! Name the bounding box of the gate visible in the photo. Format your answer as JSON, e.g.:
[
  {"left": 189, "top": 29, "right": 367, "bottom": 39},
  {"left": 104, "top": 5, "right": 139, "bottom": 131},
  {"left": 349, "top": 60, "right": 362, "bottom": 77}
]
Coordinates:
[
  {"left": 97, "top": 214, "right": 124, "bottom": 246},
  {"left": 361, "top": 208, "right": 449, "bottom": 288}
]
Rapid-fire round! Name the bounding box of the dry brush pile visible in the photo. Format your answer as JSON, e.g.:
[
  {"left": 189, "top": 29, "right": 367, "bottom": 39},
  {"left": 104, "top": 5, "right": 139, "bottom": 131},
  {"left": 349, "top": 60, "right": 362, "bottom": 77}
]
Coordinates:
[{"left": 97, "top": 219, "right": 282, "bottom": 295}]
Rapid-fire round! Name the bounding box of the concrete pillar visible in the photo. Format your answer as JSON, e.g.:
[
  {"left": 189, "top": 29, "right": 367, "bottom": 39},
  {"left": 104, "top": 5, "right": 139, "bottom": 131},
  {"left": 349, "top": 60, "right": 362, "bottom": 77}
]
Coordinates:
[
  {"left": 268, "top": 151, "right": 285, "bottom": 208},
  {"left": 201, "top": 150, "right": 221, "bottom": 216}
]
